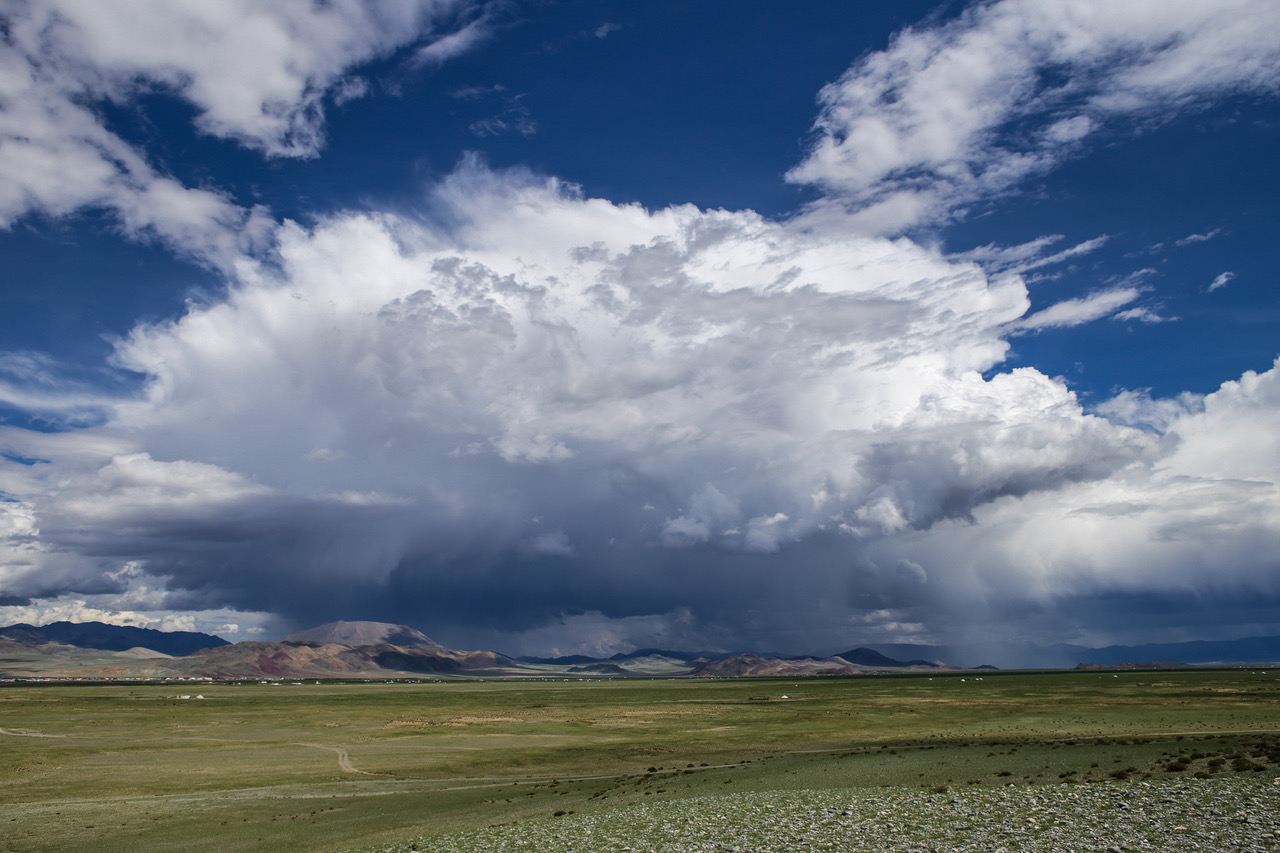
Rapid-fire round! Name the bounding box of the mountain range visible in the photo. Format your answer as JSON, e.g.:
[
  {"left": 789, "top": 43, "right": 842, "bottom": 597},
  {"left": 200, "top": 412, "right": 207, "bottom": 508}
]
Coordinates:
[
  {"left": 0, "top": 620, "right": 946, "bottom": 679},
  {"left": 2, "top": 620, "right": 1278, "bottom": 680},
  {"left": 865, "top": 636, "right": 1280, "bottom": 670},
  {"left": 0, "top": 621, "right": 228, "bottom": 657}
]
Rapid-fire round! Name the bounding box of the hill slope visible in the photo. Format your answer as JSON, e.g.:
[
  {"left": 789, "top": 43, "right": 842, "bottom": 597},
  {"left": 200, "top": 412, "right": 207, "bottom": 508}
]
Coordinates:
[{"left": 281, "top": 620, "right": 441, "bottom": 648}]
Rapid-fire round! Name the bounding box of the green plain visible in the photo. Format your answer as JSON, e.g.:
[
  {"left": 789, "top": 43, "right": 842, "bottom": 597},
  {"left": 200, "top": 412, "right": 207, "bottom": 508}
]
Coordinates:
[{"left": 2, "top": 669, "right": 1278, "bottom": 852}]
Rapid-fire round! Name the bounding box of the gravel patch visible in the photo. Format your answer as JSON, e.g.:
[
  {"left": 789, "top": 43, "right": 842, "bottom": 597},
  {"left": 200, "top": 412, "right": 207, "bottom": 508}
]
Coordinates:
[{"left": 366, "top": 777, "right": 1280, "bottom": 853}]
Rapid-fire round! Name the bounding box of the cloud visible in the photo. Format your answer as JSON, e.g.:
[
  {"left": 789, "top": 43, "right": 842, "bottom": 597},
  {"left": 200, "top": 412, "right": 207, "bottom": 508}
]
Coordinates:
[
  {"left": 951, "top": 235, "right": 1108, "bottom": 275},
  {"left": 1011, "top": 287, "right": 1143, "bottom": 333},
  {"left": 1113, "top": 306, "right": 1176, "bottom": 324},
  {"left": 491, "top": 608, "right": 700, "bottom": 659},
  {"left": 1177, "top": 228, "right": 1222, "bottom": 246},
  {"left": 1209, "top": 271, "right": 1236, "bottom": 291},
  {"left": 0, "top": 594, "right": 277, "bottom": 640},
  {"left": 788, "top": 0, "right": 1280, "bottom": 232},
  {"left": 0, "top": 161, "right": 1174, "bottom": 651},
  {"left": 0, "top": 0, "right": 485, "bottom": 266},
  {"left": 469, "top": 98, "right": 537, "bottom": 137},
  {"left": 414, "top": 5, "right": 498, "bottom": 65},
  {"left": 862, "top": 358, "right": 1280, "bottom": 646}
]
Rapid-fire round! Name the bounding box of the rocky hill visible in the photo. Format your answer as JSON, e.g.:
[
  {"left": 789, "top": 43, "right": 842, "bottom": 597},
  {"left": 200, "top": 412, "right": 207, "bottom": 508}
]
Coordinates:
[
  {"left": 281, "top": 620, "right": 441, "bottom": 648},
  {"left": 168, "top": 640, "right": 518, "bottom": 678},
  {"left": 690, "top": 649, "right": 949, "bottom": 677}
]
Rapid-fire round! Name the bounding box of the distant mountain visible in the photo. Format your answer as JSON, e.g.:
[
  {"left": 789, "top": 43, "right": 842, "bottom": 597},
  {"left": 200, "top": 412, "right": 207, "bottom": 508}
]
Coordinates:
[
  {"left": 869, "top": 635, "right": 1280, "bottom": 669},
  {"left": 568, "top": 662, "right": 632, "bottom": 675},
  {"left": 834, "top": 647, "right": 941, "bottom": 668},
  {"left": 1054, "top": 636, "right": 1280, "bottom": 667},
  {"left": 517, "top": 653, "right": 602, "bottom": 665},
  {"left": 171, "top": 641, "right": 518, "bottom": 679},
  {"left": 282, "top": 620, "right": 441, "bottom": 648},
  {"left": 0, "top": 621, "right": 229, "bottom": 657},
  {"left": 688, "top": 652, "right": 940, "bottom": 678},
  {"left": 609, "top": 648, "right": 713, "bottom": 662},
  {"left": 517, "top": 647, "right": 948, "bottom": 677},
  {"left": 519, "top": 648, "right": 719, "bottom": 667}
]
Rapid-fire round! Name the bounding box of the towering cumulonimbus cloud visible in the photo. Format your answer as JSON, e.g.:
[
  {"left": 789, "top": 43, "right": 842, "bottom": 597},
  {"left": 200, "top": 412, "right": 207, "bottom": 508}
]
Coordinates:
[{"left": 0, "top": 162, "right": 1167, "bottom": 650}]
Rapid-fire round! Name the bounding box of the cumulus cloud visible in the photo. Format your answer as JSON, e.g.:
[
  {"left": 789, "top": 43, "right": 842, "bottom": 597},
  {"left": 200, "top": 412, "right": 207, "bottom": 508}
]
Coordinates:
[
  {"left": 788, "top": 0, "right": 1280, "bottom": 232},
  {"left": 862, "top": 358, "right": 1280, "bottom": 646},
  {"left": 0, "top": 0, "right": 484, "bottom": 264}
]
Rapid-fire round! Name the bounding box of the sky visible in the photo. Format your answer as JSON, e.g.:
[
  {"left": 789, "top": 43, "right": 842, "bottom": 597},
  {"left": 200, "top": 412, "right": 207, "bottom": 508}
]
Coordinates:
[{"left": 0, "top": 0, "right": 1278, "bottom": 658}]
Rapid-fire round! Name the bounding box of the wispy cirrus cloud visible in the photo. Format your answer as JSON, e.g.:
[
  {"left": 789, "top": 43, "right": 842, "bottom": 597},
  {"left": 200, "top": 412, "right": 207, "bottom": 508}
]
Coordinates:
[
  {"left": 1176, "top": 228, "right": 1222, "bottom": 246},
  {"left": 952, "top": 235, "right": 1108, "bottom": 275},
  {"left": 1209, "top": 271, "right": 1236, "bottom": 292},
  {"left": 1011, "top": 287, "right": 1144, "bottom": 333}
]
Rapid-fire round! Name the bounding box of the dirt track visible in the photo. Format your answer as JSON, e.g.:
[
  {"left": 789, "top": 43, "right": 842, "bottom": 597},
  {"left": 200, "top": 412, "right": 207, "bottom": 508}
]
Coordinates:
[{"left": 295, "top": 742, "right": 394, "bottom": 776}]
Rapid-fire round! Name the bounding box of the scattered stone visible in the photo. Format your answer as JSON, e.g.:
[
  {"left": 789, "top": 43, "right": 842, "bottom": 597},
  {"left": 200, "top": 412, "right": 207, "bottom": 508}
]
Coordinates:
[{"left": 356, "top": 777, "right": 1280, "bottom": 853}]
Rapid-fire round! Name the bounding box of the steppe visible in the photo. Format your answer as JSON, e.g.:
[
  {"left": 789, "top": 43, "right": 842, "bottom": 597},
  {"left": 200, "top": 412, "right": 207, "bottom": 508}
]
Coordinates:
[{"left": 2, "top": 669, "right": 1278, "bottom": 852}]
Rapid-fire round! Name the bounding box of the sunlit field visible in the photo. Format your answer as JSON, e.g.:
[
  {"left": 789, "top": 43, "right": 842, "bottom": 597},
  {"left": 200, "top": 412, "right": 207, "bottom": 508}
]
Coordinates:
[{"left": 2, "top": 669, "right": 1278, "bottom": 852}]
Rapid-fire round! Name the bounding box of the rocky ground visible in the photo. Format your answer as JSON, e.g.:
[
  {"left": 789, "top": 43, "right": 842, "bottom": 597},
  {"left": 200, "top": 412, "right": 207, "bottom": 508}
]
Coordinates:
[{"left": 361, "top": 776, "right": 1280, "bottom": 853}]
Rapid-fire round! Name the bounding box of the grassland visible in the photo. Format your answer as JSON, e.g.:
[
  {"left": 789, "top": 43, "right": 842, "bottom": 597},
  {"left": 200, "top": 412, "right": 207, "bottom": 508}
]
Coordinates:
[{"left": 1, "top": 669, "right": 1278, "bottom": 852}]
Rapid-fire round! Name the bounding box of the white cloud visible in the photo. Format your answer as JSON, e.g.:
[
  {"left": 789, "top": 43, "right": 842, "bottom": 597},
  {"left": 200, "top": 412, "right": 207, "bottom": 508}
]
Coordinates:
[
  {"left": 866, "top": 357, "right": 1280, "bottom": 645},
  {"left": 1209, "top": 271, "right": 1236, "bottom": 291},
  {"left": 789, "top": 0, "right": 1280, "bottom": 232},
  {"left": 414, "top": 7, "right": 496, "bottom": 66},
  {"left": 1011, "top": 287, "right": 1143, "bottom": 333},
  {"left": 0, "top": 0, "right": 484, "bottom": 265},
  {"left": 1095, "top": 388, "right": 1203, "bottom": 432},
  {"left": 0, "top": 594, "right": 277, "bottom": 640},
  {"left": 1176, "top": 228, "right": 1222, "bottom": 246},
  {"left": 951, "top": 235, "right": 1108, "bottom": 275},
  {"left": 1113, "top": 306, "right": 1176, "bottom": 324}
]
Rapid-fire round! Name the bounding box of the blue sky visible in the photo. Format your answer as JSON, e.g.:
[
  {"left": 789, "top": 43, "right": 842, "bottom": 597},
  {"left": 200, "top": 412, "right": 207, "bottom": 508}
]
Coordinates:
[{"left": 0, "top": 0, "right": 1278, "bottom": 657}]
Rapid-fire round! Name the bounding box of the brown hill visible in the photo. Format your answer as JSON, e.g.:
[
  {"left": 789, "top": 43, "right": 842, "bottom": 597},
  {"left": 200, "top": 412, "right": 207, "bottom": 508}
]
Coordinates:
[
  {"left": 168, "top": 641, "right": 520, "bottom": 679},
  {"left": 690, "top": 653, "right": 868, "bottom": 678},
  {"left": 281, "top": 620, "right": 441, "bottom": 648}
]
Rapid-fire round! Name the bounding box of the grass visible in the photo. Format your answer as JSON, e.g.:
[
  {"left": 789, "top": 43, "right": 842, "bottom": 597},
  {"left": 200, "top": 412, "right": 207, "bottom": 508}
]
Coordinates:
[{"left": 1, "top": 668, "right": 1278, "bottom": 851}]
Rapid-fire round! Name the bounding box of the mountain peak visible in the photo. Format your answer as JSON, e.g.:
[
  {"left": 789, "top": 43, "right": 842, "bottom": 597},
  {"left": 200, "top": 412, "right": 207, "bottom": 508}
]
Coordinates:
[{"left": 281, "top": 620, "right": 441, "bottom": 648}]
